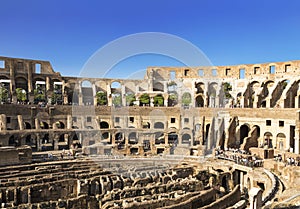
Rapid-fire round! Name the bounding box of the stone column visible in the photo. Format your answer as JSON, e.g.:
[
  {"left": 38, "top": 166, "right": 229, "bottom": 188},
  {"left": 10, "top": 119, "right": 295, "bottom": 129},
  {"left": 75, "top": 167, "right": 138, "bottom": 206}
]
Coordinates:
[
  {"left": 54, "top": 135, "right": 59, "bottom": 150},
  {"left": 295, "top": 95, "right": 300, "bottom": 108},
  {"left": 111, "top": 132, "right": 116, "bottom": 146},
  {"left": 92, "top": 83, "right": 97, "bottom": 106},
  {"left": 78, "top": 81, "right": 83, "bottom": 105},
  {"left": 35, "top": 118, "right": 40, "bottom": 129},
  {"left": 17, "top": 115, "right": 24, "bottom": 130},
  {"left": 107, "top": 84, "right": 112, "bottom": 106},
  {"left": 240, "top": 96, "right": 245, "bottom": 108},
  {"left": 294, "top": 127, "right": 300, "bottom": 154},
  {"left": 9, "top": 62, "right": 16, "bottom": 103},
  {"left": 67, "top": 115, "right": 72, "bottom": 129},
  {"left": 265, "top": 97, "right": 271, "bottom": 108},
  {"left": 240, "top": 171, "right": 244, "bottom": 192},
  {"left": 164, "top": 95, "right": 168, "bottom": 107},
  {"left": 253, "top": 95, "right": 258, "bottom": 108},
  {"left": 27, "top": 63, "right": 33, "bottom": 93},
  {"left": 0, "top": 114, "right": 7, "bottom": 130},
  {"left": 150, "top": 97, "right": 154, "bottom": 107},
  {"left": 121, "top": 84, "right": 126, "bottom": 106},
  {"left": 249, "top": 188, "right": 262, "bottom": 209}
]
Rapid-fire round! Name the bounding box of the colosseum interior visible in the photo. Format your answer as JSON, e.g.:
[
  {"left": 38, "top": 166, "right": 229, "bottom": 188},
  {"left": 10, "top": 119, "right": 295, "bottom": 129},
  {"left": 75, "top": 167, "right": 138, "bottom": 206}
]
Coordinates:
[{"left": 0, "top": 56, "right": 300, "bottom": 208}]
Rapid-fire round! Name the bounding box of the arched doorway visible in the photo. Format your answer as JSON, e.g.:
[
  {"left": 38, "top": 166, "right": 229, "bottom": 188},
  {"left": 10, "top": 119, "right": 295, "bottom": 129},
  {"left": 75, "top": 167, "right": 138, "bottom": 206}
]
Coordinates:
[
  {"left": 154, "top": 122, "right": 164, "bottom": 129},
  {"left": 240, "top": 124, "right": 250, "bottom": 145},
  {"left": 195, "top": 95, "right": 204, "bottom": 107},
  {"left": 264, "top": 132, "right": 273, "bottom": 148}
]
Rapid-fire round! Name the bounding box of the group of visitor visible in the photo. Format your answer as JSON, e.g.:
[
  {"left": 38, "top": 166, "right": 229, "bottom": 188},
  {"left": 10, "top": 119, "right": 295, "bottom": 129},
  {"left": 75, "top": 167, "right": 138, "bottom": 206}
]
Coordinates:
[{"left": 215, "top": 147, "right": 263, "bottom": 167}]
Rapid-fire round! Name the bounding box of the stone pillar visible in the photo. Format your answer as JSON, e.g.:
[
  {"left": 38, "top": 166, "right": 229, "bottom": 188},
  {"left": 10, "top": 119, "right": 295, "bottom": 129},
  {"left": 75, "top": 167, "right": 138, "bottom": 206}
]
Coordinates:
[
  {"left": 0, "top": 114, "right": 7, "bottom": 130},
  {"left": 67, "top": 115, "right": 72, "bottom": 129},
  {"left": 240, "top": 96, "right": 245, "bottom": 108},
  {"left": 27, "top": 63, "right": 33, "bottom": 93},
  {"left": 249, "top": 188, "right": 262, "bottom": 209},
  {"left": 135, "top": 98, "right": 140, "bottom": 106},
  {"left": 150, "top": 97, "right": 154, "bottom": 107},
  {"left": 240, "top": 172, "right": 244, "bottom": 192},
  {"left": 253, "top": 95, "right": 258, "bottom": 108},
  {"left": 54, "top": 135, "right": 59, "bottom": 150},
  {"left": 17, "top": 115, "right": 24, "bottom": 130},
  {"left": 78, "top": 81, "right": 83, "bottom": 105},
  {"left": 92, "top": 83, "right": 97, "bottom": 106},
  {"left": 215, "top": 96, "right": 219, "bottom": 108},
  {"left": 164, "top": 95, "right": 168, "bottom": 107},
  {"left": 35, "top": 118, "right": 40, "bottom": 129},
  {"left": 294, "top": 127, "right": 300, "bottom": 154},
  {"left": 46, "top": 77, "right": 51, "bottom": 91},
  {"left": 9, "top": 62, "right": 16, "bottom": 103},
  {"left": 266, "top": 97, "right": 271, "bottom": 108},
  {"left": 121, "top": 84, "right": 126, "bottom": 106},
  {"left": 36, "top": 133, "right": 42, "bottom": 151},
  {"left": 295, "top": 95, "right": 300, "bottom": 108},
  {"left": 107, "top": 84, "right": 112, "bottom": 106}
]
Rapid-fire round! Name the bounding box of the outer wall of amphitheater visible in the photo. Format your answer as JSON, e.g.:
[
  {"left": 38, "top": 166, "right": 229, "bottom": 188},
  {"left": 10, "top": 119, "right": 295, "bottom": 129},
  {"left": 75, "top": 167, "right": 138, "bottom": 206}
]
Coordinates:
[{"left": 0, "top": 56, "right": 300, "bottom": 208}]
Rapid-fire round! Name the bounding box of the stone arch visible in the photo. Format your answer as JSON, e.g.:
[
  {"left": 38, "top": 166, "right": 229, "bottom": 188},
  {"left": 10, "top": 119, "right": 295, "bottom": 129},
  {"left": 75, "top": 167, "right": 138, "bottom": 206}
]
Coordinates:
[
  {"left": 182, "top": 133, "right": 191, "bottom": 145},
  {"left": 276, "top": 133, "right": 286, "bottom": 150},
  {"left": 154, "top": 122, "right": 164, "bottom": 129},
  {"left": 128, "top": 132, "right": 138, "bottom": 144},
  {"left": 195, "top": 82, "right": 205, "bottom": 94},
  {"left": 33, "top": 78, "right": 47, "bottom": 104},
  {"left": 100, "top": 121, "right": 109, "bottom": 129},
  {"left": 153, "top": 82, "right": 164, "bottom": 92},
  {"left": 182, "top": 92, "right": 192, "bottom": 106},
  {"left": 264, "top": 132, "right": 273, "bottom": 148},
  {"left": 24, "top": 122, "right": 31, "bottom": 129},
  {"left": 115, "top": 132, "right": 123, "bottom": 142},
  {"left": 204, "top": 124, "right": 210, "bottom": 145},
  {"left": 66, "top": 83, "right": 79, "bottom": 105},
  {"left": 195, "top": 95, "right": 204, "bottom": 107},
  {"left": 81, "top": 80, "right": 93, "bottom": 105},
  {"left": 9, "top": 135, "right": 18, "bottom": 146},
  {"left": 58, "top": 134, "right": 65, "bottom": 142},
  {"left": 111, "top": 81, "right": 121, "bottom": 89},
  {"left": 240, "top": 124, "right": 250, "bottom": 145},
  {"left": 142, "top": 122, "right": 150, "bottom": 129},
  {"left": 15, "top": 77, "right": 28, "bottom": 90},
  {"left": 40, "top": 121, "right": 49, "bottom": 129},
  {"left": 155, "top": 132, "right": 165, "bottom": 144},
  {"left": 139, "top": 93, "right": 150, "bottom": 106},
  {"left": 96, "top": 91, "right": 108, "bottom": 106},
  {"left": 168, "top": 132, "right": 178, "bottom": 145},
  {"left": 168, "top": 92, "right": 178, "bottom": 107},
  {"left": 15, "top": 77, "right": 28, "bottom": 102},
  {"left": 115, "top": 132, "right": 125, "bottom": 149},
  {"left": 153, "top": 94, "right": 164, "bottom": 106},
  {"left": 102, "top": 132, "right": 111, "bottom": 143},
  {"left": 125, "top": 91, "right": 136, "bottom": 106},
  {"left": 55, "top": 121, "right": 65, "bottom": 129}
]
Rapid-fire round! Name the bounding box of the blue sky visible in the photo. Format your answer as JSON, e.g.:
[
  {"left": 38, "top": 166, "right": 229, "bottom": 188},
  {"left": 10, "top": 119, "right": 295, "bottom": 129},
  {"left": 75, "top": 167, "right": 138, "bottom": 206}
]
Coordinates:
[{"left": 1, "top": 0, "right": 300, "bottom": 78}]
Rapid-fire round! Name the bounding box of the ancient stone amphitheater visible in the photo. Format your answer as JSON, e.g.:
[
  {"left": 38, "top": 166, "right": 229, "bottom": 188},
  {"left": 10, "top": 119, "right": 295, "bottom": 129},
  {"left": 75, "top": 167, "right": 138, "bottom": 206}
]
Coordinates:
[{"left": 0, "top": 56, "right": 300, "bottom": 208}]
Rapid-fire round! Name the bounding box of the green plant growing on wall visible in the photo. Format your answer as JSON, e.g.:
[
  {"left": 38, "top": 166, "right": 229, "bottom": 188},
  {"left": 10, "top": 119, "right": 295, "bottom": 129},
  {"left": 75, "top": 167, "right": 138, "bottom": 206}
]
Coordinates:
[
  {"left": 16, "top": 88, "right": 27, "bottom": 102},
  {"left": 112, "top": 93, "right": 122, "bottom": 106},
  {"left": 140, "top": 93, "right": 150, "bottom": 106},
  {"left": 0, "top": 86, "right": 8, "bottom": 103},
  {"left": 126, "top": 93, "right": 136, "bottom": 106},
  {"left": 182, "top": 92, "right": 192, "bottom": 106},
  {"left": 153, "top": 94, "right": 164, "bottom": 106},
  {"left": 223, "top": 82, "right": 233, "bottom": 99},
  {"left": 96, "top": 91, "right": 107, "bottom": 105},
  {"left": 168, "top": 93, "right": 178, "bottom": 106}
]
